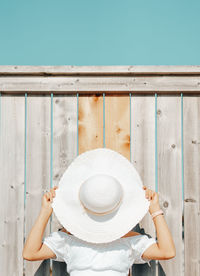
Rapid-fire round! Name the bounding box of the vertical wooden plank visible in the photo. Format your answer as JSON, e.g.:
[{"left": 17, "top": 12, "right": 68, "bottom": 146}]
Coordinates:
[
  {"left": 183, "top": 96, "right": 200, "bottom": 276},
  {"left": 25, "top": 95, "right": 51, "bottom": 276},
  {"left": 105, "top": 94, "right": 131, "bottom": 275},
  {"left": 105, "top": 95, "right": 130, "bottom": 159},
  {"left": 52, "top": 95, "right": 77, "bottom": 276},
  {"left": 79, "top": 94, "right": 103, "bottom": 152},
  {"left": 131, "top": 95, "right": 156, "bottom": 276},
  {"left": 157, "top": 96, "right": 182, "bottom": 275},
  {"left": 0, "top": 95, "right": 25, "bottom": 276}
]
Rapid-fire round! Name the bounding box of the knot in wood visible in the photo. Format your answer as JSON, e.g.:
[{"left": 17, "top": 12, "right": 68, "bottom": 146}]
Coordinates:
[
  {"left": 163, "top": 201, "right": 169, "bottom": 208},
  {"left": 157, "top": 109, "right": 162, "bottom": 115},
  {"left": 116, "top": 126, "right": 121, "bottom": 133},
  {"left": 93, "top": 96, "right": 99, "bottom": 102},
  {"left": 184, "top": 198, "right": 196, "bottom": 203}
]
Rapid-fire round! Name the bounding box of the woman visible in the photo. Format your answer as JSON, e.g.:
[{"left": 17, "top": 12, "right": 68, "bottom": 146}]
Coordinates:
[
  {"left": 22, "top": 148, "right": 176, "bottom": 276},
  {"left": 22, "top": 185, "right": 176, "bottom": 275}
]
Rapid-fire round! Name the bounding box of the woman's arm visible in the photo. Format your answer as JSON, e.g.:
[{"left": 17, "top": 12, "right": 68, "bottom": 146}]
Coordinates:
[
  {"left": 22, "top": 186, "right": 58, "bottom": 260},
  {"left": 141, "top": 186, "right": 176, "bottom": 260}
]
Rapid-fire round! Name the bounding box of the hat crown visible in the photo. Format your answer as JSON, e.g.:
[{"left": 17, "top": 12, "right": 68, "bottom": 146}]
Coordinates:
[{"left": 79, "top": 174, "right": 123, "bottom": 215}]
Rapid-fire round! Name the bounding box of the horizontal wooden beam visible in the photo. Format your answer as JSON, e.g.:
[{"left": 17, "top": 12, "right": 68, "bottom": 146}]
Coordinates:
[
  {"left": 0, "top": 75, "right": 200, "bottom": 94},
  {"left": 0, "top": 65, "right": 200, "bottom": 76}
]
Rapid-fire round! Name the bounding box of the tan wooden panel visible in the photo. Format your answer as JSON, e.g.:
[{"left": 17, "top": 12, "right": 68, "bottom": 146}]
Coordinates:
[
  {"left": 157, "top": 96, "right": 182, "bottom": 275},
  {"left": 0, "top": 65, "right": 200, "bottom": 75},
  {"left": 0, "top": 95, "right": 25, "bottom": 276},
  {"left": 79, "top": 94, "right": 103, "bottom": 153},
  {"left": 105, "top": 95, "right": 130, "bottom": 159},
  {"left": 131, "top": 95, "right": 156, "bottom": 275},
  {"left": 25, "top": 95, "right": 51, "bottom": 275},
  {"left": 0, "top": 76, "right": 200, "bottom": 93},
  {"left": 183, "top": 96, "right": 200, "bottom": 276}
]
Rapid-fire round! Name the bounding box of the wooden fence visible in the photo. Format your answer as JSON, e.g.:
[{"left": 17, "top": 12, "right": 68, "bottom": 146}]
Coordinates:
[{"left": 0, "top": 66, "right": 199, "bottom": 276}]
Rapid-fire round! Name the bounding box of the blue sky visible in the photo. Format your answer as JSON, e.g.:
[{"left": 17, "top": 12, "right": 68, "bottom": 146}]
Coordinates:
[{"left": 0, "top": 0, "right": 199, "bottom": 65}]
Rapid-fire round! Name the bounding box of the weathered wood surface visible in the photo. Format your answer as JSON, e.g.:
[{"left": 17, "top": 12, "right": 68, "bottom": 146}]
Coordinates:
[
  {"left": 51, "top": 95, "right": 77, "bottom": 276},
  {"left": 1, "top": 86, "right": 199, "bottom": 276},
  {"left": 183, "top": 96, "right": 200, "bottom": 276},
  {"left": 1, "top": 76, "right": 200, "bottom": 93},
  {"left": 25, "top": 95, "right": 51, "bottom": 276},
  {"left": 157, "top": 96, "right": 182, "bottom": 276},
  {"left": 131, "top": 96, "right": 157, "bottom": 276},
  {"left": 0, "top": 95, "right": 25, "bottom": 276},
  {"left": 0, "top": 65, "right": 200, "bottom": 75}
]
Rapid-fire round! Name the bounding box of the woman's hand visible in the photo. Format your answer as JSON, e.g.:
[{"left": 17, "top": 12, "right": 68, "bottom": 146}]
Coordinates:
[
  {"left": 41, "top": 186, "right": 58, "bottom": 214},
  {"left": 142, "top": 186, "right": 161, "bottom": 214}
]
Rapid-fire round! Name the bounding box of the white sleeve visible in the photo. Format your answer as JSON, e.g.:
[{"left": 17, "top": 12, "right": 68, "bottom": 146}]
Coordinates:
[
  {"left": 42, "top": 231, "right": 68, "bottom": 262},
  {"left": 130, "top": 234, "right": 157, "bottom": 265}
]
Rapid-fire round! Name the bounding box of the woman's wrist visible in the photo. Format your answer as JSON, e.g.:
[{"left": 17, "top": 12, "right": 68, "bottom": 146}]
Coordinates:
[
  {"left": 151, "top": 209, "right": 164, "bottom": 219},
  {"left": 149, "top": 204, "right": 161, "bottom": 215},
  {"left": 40, "top": 206, "right": 52, "bottom": 217}
]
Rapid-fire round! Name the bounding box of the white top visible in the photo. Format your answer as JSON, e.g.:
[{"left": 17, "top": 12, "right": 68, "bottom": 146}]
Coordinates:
[{"left": 43, "top": 231, "right": 156, "bottom": 276}]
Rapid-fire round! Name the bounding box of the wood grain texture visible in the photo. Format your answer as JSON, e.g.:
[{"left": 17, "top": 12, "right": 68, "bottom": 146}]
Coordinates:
[
  {"left": 0, "top": 79, "right": 199, "bottom": 276},
  {"left": 51, "top": 95, "right": 77, "bottom": 276},
  {"left": 0, "top": 65, "right": 200, "bottom": 75},
  {"left": 183, "top": 96, "right": 200, "bottom": 276},
  {"left": 1, "top": 76, "right": 200, "bottom": 94},
  {"left": 25, "top": 95, "right": 51, "bottom": 276},
  {"left": 0, "top": 95, "right": 25, "bottom": 276},
  {"left": 105, "top": 95, "right": 131, "bottom": 275},
  {"left": 131, "top": 96, "right": 156, "bottom": 276},
  {"left": 78, "top": 94, "right": 103, "bottom": 152},
  {"left": 105, "top": 95, "right": 130, "bottom": 159},
  {"left": 157, "top": 96, "right": 182, "bottom": 276}
]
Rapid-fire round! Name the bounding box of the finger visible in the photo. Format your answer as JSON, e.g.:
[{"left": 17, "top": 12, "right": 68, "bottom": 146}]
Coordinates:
[
  {"left": 46, "top": 192, "right": 51, "bottom": 201},
  {"left": 145, "top": 190, "right": 149, "bottom": 199},
  {"left": 53, "top": 186, "right": 58, "bottom": 190},
  {"left": 149, "top": 190, "right": 154, "bottom": 200},
  {"left": 50, "top": 194, "right": 53, "bottom": 203},
  {"left": 152, "top": 191, "right": 157, "bottom": 200},
  {"left": 147, "top": 190, "right": 152, "bottom": 199},
  {"left": 50, "top": 188, "right": 55, "bottom": 197}
]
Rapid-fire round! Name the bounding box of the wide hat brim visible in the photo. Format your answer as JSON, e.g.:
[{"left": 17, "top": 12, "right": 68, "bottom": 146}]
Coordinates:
[{"left": 51, "top": 148, "right": 150, "bottom": 244}]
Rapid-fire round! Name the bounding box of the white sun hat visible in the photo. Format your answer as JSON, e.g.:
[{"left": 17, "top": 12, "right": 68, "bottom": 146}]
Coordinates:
[{"left": 51, "top": 147, "right": 150, "bottom": 244}]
